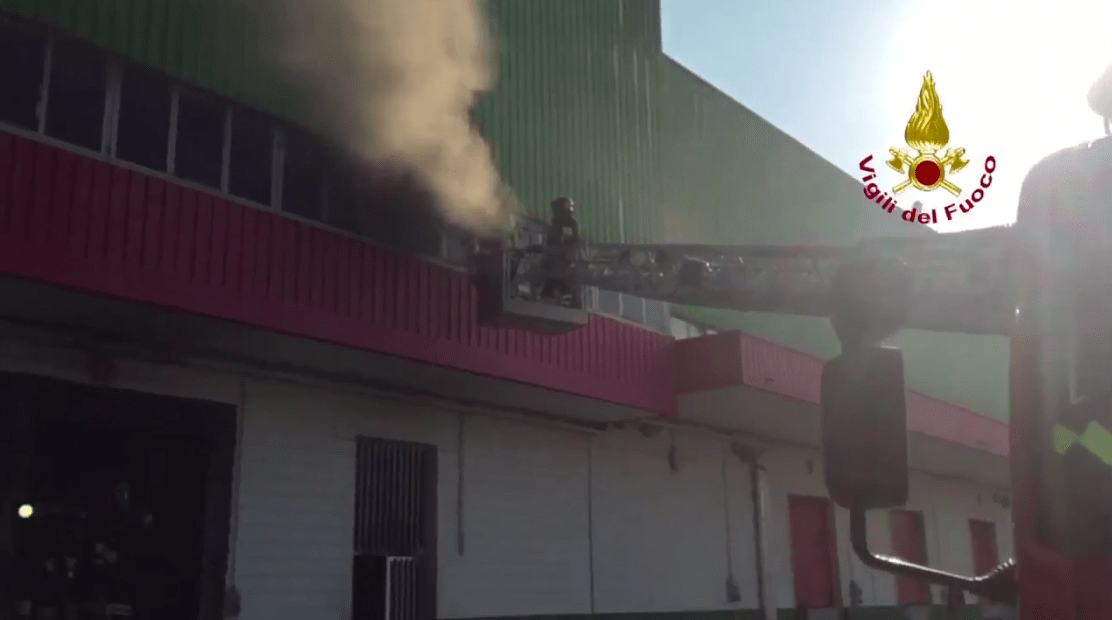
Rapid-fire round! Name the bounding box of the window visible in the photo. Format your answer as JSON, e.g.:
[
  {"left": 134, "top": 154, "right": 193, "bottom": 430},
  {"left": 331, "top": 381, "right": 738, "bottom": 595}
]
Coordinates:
[
  {"left": 364, "top": 171, "right": 444, "bottom": 258},
  {"left": 45, "top": 39, "right": 107, "bottom": 152},
  {"left": 644, "top": 299, "right": 668, "bottom": 332},
  {"left": 597, "top": 289, "right": 621, "bottom": 316},
  {"left": 620, "top": 294, "right": 645, "bottom": 324},
  {"left": 582, "top": 286, "right": 597, "bottom": 311},
  {"left": 324, "top": 155, "right": 367, "bottom": 233},
  {"left": 0, "top": 20, "right": 46, "bottom": 131},
  {"left": 173, "top": 88, "right": 226, "bottom": 189},
  {"left": 115, "top": 65, "right": 173, "bottom": 172},
  {"left": 228, "top": 106, "right": 274, "bottom": 206},
  {"left": 281, "top": 127, "right": 327, "bottom": 220},
  {"left": 441, "top": 224, "right": 471, "bottom": 265}
]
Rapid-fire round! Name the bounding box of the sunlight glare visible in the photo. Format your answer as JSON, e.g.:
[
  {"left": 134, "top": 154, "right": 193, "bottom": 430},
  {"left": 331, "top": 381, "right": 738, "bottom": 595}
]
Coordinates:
[{"left": 879, "top": 0, "right": 1112, "bottom": 232}]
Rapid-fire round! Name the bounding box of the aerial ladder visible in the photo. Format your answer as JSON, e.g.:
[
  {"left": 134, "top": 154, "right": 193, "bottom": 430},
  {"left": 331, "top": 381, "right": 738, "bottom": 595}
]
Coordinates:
[{"left": 472, "top": 66, "right": 1112, "bottom": 619}]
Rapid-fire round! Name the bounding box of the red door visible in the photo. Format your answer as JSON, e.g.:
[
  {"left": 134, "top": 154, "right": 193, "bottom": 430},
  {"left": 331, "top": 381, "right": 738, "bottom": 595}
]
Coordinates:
[
  {"left": 969, "top": 519, "right": 999, "bottom": 574},
  {"left": 788, "top": 494, "right": 837, "bottom": 608},
  {"left": 969, "top": 519, "right": 999, "bottom": 602},
  {"left": 890, "top": 509, "right": 930, "bottom": 604}
]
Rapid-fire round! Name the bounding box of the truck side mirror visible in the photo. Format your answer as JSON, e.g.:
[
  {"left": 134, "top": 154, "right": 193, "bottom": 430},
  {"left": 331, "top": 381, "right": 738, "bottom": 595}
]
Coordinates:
[{"left": 821, "top": 346, "right": 909, "bottom": 510}]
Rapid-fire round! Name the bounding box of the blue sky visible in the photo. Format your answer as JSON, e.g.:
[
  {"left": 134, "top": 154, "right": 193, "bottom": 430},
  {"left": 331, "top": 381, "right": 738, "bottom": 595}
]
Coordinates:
[{"left": 660, "top": 0, "right": 1112, "bottom": 232}]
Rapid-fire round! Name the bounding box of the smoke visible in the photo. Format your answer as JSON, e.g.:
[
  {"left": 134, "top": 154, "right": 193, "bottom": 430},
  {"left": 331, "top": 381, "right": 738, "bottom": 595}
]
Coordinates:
[{"left": 270, "top": 0, "right": 517, "bottom": 237}]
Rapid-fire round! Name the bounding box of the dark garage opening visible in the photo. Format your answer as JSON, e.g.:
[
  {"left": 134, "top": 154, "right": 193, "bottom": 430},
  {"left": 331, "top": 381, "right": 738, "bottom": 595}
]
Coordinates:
[{"left": 0, "top": 371, "right": 237, "bottom": 620}]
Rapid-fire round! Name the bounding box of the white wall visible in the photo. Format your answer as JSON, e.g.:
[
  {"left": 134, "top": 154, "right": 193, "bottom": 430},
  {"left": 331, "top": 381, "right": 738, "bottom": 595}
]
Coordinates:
[
  {"left": 233, "top": 384, "right": 758, "bottom": 619},
  {"left": 761, "top": 444, "right": 1013, "bottom": 610},
  {"left": 235, "top": 380, "right": 594, "bottom": 620},
  {"left": 590, "top": 426, "right": 758, "bottom": 613},
  {"left": 447, "top": 414, "right": 591, "bottom": 617},
  {"left": 0, "top": 338, "right": 1014, "bottom": 620}
]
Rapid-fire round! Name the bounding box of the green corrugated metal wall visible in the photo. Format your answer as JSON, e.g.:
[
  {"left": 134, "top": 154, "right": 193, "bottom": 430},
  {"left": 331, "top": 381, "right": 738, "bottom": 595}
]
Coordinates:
[
  {"left": 654, "top": 58, "right": 925, "bottom": 246},
  {"left": 0, "top": 0, "right": 293, "bottom": 117},
  {"left": 474, "top": 0, "right": 661, "bottom": 240},
  {"left": 0, "top": 0, "right": 1008, "bottom": 420},
  {"left": 653, "top": 58, "right": 1010, "bottom": 421}
]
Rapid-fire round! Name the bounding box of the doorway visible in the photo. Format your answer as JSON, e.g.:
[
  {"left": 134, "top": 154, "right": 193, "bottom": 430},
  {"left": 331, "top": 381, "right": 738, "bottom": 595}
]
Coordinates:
[
  {"left": 890, "top": 509, "right": 930, "bottom": 604},
  {"left": 969, "top": 519, "right": 999, "bottom": 605},
  {"left": 787, "top": 494, "right": 838, "bottom": 610},
  {"left": 0, "top": 371, "right": 236, "bottom": 620},
  {"left": 351, "top": 436, "right": 437, "bottom": 620}
]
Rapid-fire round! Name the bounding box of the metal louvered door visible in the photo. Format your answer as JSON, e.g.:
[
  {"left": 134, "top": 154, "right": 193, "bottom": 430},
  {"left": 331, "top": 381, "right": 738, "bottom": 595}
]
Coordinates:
[
  {"left": 385, "top": 557, "right": 417, "bottom": 620},
  {"left": 352, "top": 437, "right": 437, "bottom": 620}
]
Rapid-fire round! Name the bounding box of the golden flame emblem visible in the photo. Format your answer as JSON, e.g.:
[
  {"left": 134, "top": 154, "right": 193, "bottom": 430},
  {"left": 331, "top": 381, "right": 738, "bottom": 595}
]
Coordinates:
[{"left": 886, "top": 71, "right": 969, "bottom": 196}]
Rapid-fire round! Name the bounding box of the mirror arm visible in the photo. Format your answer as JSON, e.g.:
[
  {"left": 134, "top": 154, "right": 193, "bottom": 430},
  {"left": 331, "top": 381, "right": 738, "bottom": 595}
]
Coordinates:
[{"left": 849, "top": 509, "right": 1018, "bottom": 603}]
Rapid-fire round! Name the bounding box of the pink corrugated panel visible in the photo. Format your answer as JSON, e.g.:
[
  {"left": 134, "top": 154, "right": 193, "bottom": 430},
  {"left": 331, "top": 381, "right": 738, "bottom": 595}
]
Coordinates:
[{"left": 0, "top": 130, "right": 677, "bottom": 415}]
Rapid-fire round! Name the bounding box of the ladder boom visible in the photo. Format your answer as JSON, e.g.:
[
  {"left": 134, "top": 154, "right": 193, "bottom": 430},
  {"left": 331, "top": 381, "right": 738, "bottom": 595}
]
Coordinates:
[{"left": 507, "top": 223, "right": 1016, "bottom": 336}]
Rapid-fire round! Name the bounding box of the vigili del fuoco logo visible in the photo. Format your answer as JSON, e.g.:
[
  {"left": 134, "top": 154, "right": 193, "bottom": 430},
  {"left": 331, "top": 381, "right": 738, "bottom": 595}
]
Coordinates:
[{"left": 859, "top": 71, "right": 996, "bottom": 225}]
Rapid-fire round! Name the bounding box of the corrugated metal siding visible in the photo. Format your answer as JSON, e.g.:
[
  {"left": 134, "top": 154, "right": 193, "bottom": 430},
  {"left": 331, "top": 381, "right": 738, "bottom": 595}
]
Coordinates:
[
  {"left": 657, "top": 55, "right": 910, "bottom": 352},
  {"left": 0, "top": 0, "right": 294, "bottom": 117},
  {"left": 653, "top": 57, "right": 1010, "bottom": 422},
  {"left": 672, "top": 331, "right": 1009, "bottom": 456},
  {"left": 475, "top": 0, "right": 661, "bottom": 241},
  {"left": 655, "top": 57, "right": 927, "bottom": 247},
  {"left": 0, "top": 130, "right": 677, "bottom": 414},
  {"left": 0, "top": 0, "right": 1009, "bottom": 420},
  {"left": 671, "top": 308, "right": 1011, "bottom": 423},
  {"left": 0, "top": 0, "right": 664, "bottom": 243}
]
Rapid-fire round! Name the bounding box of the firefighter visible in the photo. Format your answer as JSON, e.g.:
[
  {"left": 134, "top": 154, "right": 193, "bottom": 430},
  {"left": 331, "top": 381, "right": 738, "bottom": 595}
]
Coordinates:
[
  {"left": 545, "top": 197, "right": 579, "bottom": 249},
  {"left": 538, "top": 197, "right": 580, "bottom": 305}
]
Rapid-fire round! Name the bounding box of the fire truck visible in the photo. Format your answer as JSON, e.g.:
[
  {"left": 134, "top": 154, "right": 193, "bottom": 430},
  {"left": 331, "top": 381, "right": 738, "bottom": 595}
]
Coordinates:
[{"left": 474, "top": 66, "right": 1112, "bottom": 619}]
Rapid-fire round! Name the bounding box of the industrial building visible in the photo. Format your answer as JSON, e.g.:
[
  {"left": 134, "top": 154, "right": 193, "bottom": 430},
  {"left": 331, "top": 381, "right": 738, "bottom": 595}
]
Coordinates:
[{"left": 0, "top": 1, "right": 1012, "bottom": 620}]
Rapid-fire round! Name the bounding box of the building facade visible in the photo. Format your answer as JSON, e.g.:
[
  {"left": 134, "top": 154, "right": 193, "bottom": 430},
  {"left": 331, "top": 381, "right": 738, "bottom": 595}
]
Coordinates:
[{"left": 0, "top": 2, "right": 1012, "bottom": 620}]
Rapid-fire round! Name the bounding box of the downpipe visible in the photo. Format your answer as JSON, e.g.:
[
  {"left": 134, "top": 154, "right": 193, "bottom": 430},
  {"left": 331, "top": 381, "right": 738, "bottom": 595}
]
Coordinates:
[{"left": 734, "top": 443, "right": 775, "bottom": 620}]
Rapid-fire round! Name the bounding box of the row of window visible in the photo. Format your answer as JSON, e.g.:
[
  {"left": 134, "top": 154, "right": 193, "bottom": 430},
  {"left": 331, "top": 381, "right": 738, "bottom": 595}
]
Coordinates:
[
  {"left": 0, "top": 17, "right": 453, "bottom": 261},
  {"left": 586, "top": 287, "right": 670, "bottom": 333},
  {"left": 0, "top": 15, "right": 675, "bottom": 334}
]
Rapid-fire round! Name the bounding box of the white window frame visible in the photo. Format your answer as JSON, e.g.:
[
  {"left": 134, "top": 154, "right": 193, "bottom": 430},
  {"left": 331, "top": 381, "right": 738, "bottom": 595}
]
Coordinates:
[
  {"left": 37, "top": 37, "right": 116, "bottom": 156},
  {"left": 320, "top": 173, "right": 331, "bottom": 225},
  {"left": 103, "top": 63, "right": 122, "bottom": 157},
  {"left": 35, "top": 37, "right": 51, "bottom": 134},
  {"left": 219, "top": 104, "right": 232, "bottom": 193},
  {"left": 270, "top": 126, "right": 285, "bottom": 210},
  {"left": 619, "top": 293, "right": 646, "bottom": 324},
  {"left": 0, "top": 19, "right": 460, "bottom": 267},
  {"left": 166, "top": 86, "right": 180, "bottom": 175}
]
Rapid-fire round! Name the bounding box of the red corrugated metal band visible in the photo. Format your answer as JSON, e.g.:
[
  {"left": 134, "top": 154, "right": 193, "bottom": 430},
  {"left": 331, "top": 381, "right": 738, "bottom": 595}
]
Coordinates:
[
  {"left": 0, "top": 131, "right": 677, "bottom": 415},
  {"left": 674, "top": 331, "right": 1009, "bottom": 456}
]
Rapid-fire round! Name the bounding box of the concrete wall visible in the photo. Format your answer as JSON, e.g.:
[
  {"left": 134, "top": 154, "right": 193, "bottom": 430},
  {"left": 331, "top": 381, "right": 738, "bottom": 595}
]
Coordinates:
[{"left": 0, "top": 336, "right": 1012, "bottom": 620}]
